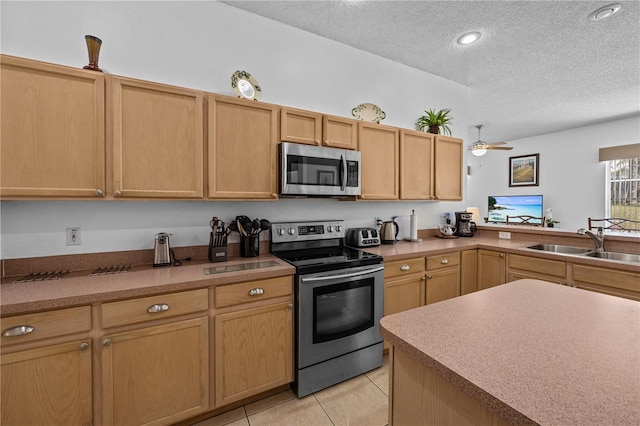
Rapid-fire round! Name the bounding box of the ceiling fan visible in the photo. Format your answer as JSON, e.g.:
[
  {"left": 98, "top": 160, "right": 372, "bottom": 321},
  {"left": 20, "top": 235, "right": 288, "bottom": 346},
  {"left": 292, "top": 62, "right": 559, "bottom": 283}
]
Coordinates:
[{"left": 469, "top": 125, "right": 513, "bottom": 156}]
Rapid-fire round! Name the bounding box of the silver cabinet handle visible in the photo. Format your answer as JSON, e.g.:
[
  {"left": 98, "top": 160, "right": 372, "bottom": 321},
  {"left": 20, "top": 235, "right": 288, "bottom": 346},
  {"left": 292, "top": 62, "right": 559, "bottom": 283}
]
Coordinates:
[
  {"left": 499, "top": 253, "right": 505, "bottom": 257},
  {"left": 147, "top": 303, "right": 170, "bottom": 313},
  {"left": 2, "top": 325, "right": 35, "bottom": 337},
  {"left": 115, "top": 190, "right": 122, "bottom": 196},
  {"left": 427, "top": 274, "right": 433, "bottom": 279},
  {"left": 288, "top": 303, "right": 293, "bottom": 310},
  {"left": 400, "top": 265, "right": 410, "bottom": 271},
  {"left": 440, "top": 259, "right": 449, "bottom": 264},
  {"left": 102, "top": 338, "right": 111, "bottom": 347},
  {"left": 95, "top": 189, "right": 103, "bottom": 196},
  {"left": 79, "top": 342, "right": 90, "bottom": 351},
  {"left": 248, "top": 288, "right": 264, "bottom": 296}
]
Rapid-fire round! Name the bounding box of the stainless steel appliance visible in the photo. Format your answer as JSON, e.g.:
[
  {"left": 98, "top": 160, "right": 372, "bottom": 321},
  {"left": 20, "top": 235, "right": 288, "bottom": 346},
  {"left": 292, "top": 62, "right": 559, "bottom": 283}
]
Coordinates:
[
  {"left": 380, "top": 219, "right": 399, "bottom": 244},
  {"left": 153, "top": 233, "right": 172, "bottom": 267},
  {"left": 270, "top": 220, "right": 384, "bottom": 397},
  {"left": 345, "top": 227, "right": 380, "bottom": 247},
  {"left": 279, "top": 142, "right": 361, "bottom": 197},
  {"left": 454, "top": 212, "right": 477, "bottom": 237}
]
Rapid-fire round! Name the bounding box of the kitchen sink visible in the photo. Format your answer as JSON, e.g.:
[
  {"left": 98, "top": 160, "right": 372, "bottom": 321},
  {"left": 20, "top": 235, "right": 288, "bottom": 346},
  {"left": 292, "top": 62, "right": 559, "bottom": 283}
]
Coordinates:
[
  {"left": 584, "top": 251, "right": 640, "bottom": 263},
  {"left": 526, "top": 244, "right": 593, "bottom": 255}
]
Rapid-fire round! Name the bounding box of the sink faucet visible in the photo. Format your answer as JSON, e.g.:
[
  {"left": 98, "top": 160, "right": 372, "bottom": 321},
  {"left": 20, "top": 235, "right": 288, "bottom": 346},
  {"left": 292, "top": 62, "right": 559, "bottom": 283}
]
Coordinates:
[{"left": 577, "top": 227, "right": 605, "bottom": 252}]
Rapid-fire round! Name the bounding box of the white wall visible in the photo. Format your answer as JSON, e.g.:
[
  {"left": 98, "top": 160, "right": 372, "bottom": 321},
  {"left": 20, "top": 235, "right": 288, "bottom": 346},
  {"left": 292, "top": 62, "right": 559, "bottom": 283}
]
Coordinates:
[
  {"left": 466, "top": 115, "right": 640, "bottom": 231},
  {"left": 0, "top": 1, "right": 471, "bottom": 259}
]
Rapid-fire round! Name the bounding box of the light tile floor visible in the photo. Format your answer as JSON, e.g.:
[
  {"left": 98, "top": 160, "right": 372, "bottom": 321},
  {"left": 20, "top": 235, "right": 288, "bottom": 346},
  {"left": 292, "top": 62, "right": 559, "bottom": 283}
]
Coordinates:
[{"left": 193, "top": 357, "right": 389, "bottom": 426}]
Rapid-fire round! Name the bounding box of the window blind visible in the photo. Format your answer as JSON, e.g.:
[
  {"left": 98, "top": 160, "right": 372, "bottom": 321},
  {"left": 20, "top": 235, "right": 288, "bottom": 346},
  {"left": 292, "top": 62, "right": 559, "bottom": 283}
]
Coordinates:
[{"left": 599, "top": 143, "right": 640, "bottom": 161}]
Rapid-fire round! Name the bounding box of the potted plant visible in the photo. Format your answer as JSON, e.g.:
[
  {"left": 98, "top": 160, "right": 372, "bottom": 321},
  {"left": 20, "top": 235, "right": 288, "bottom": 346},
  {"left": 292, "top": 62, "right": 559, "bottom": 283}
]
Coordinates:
[
  {"left": 544, "top": 208, "right": 559, "bottom": 227},
  {"left": 416, "top": 108, "right": 453, "bottom": 135}
]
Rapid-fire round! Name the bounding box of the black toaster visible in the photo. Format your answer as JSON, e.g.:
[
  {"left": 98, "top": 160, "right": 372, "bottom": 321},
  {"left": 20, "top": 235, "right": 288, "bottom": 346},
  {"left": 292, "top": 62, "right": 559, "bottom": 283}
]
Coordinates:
[{"left": 345, "top": 227, "right": 380, "bottom": 247}]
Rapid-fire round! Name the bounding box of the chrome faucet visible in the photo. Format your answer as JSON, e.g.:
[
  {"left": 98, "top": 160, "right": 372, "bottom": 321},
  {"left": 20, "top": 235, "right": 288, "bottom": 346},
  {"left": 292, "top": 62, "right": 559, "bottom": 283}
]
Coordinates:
[{"left": 577, "top": 227, "right": 605, "bottom": 252}]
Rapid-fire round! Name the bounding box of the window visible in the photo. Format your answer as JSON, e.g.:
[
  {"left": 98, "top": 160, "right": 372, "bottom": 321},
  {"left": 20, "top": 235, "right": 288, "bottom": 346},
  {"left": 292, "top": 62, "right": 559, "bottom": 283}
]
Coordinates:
[{"left": 601, "top": 143, "right": 640, "bottom": 231}]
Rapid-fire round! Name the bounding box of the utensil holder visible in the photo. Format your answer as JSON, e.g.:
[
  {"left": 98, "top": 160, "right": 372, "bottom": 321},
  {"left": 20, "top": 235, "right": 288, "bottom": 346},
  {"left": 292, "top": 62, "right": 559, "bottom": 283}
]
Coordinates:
[
  {"left": 240, "top": 235, "right": 259, "bottom": 257},
  {"left": 208, "top": 232, "right": 228, "bottom": 263}
]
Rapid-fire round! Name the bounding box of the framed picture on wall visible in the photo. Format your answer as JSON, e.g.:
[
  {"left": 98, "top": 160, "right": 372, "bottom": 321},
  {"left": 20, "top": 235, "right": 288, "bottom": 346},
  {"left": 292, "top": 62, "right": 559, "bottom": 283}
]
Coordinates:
[{"left": 509, "top": 154, "right": 539, "bottom": 187}]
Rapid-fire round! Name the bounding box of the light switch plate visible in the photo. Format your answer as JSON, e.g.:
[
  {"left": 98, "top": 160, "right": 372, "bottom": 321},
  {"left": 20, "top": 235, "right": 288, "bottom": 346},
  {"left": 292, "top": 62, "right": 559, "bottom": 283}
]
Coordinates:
[{"left": 499, "top": 231, "right": 511, "bottom": 240}]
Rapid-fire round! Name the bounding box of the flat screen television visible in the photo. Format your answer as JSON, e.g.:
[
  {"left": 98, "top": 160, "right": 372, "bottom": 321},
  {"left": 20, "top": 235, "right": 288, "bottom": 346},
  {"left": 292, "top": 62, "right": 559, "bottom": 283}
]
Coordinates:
[{"left": 488, "top": 195, "right": 544, "bottom": 224}]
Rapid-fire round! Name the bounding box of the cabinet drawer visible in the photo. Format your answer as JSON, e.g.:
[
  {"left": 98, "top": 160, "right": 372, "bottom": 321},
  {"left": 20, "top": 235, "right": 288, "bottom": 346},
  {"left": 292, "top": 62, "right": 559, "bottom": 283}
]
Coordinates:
[
  {"left": 508, "top": 254, "right": 565, "bottom": 278},
  {"left": 215, "top": 276, "right": 293, "bottom": 308},
  {"left": 1, "top": 306, "right": 91, "bottom": 346},
  {"left": 426, "top": 252, "right": 460, "bottom": 271},
  {"left": 384, "top": 257, "right": 425, "bottom": 279},
  {"left": 101, "top": 289, "right": 208, "bottom": 328}
]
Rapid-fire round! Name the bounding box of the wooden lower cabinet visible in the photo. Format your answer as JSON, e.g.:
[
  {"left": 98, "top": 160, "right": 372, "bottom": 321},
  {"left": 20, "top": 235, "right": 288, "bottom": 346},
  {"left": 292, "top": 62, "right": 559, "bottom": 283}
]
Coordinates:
[
  {"left": 1, "top": 306, "right": 93, "bottom": 426},
  {"left": 477, "top": 250, "right": 506, "bottom": 291},
  {"left": 1, "top": 340, "right": 92, "bottom": 426},
  {"left": 102, "top": 317, "right": 209, "bottom": 426},
  {"left": 426, "top": 252, "right": 461, "bottom": 304},
  {"left": 460, "top": 249, "right": 478, "bottom": 295},
  {"left": 214, "top": 301, "right": 293, "bottom": 407}
]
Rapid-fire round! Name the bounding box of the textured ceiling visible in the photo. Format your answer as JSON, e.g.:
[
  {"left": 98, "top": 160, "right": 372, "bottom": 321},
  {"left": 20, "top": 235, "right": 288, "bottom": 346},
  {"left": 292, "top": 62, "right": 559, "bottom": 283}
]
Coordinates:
[{"left": 221, "top": 0, "right": 640, "bottom": 144}]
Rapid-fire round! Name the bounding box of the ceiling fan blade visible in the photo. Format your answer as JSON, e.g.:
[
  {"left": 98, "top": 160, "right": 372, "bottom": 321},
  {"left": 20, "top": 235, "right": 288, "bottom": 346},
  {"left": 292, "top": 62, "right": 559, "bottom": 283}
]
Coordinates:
[
  {"left": 486, "top": 146, "right": 513, "bottom": 150},
  {"left": 489, "top": 141, "right": 507, "bottom": 146}
]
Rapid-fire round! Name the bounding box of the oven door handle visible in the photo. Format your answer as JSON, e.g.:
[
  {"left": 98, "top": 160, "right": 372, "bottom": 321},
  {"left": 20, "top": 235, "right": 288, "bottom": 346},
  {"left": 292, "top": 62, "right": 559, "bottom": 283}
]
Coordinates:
[{"left": 301, "top": 266, "right": 384, "bottom": 282}]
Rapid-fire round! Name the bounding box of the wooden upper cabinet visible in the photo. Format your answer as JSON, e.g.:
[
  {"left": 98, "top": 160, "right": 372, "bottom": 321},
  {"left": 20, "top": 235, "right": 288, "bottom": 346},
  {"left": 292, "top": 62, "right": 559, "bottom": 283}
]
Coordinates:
[
  {"left": 109, "top": 76, "right": 204, "bottom": 199},
  {"left": 208, "top": 95, "right": 278, "bottom": 199},
  {"left": 400, "top": 129, "right": 435, "bottom": 200},
  {"left": 358, "top": 122, "right": 399, "bottom": 200},
  {"left": 1, "top": 55, "right": 106, "bottom": 198},
  {"left": 280, "top": 108, "right": 358, "bottom": 150},
  {"left": 280, "top": 107, "right": 322, "bottom": 145},
  {"left": 434, "top": 135, "right": 463, "bottom": 201},
  {"left": 323, "top": 115, "right": 358, "bottom": 150}
]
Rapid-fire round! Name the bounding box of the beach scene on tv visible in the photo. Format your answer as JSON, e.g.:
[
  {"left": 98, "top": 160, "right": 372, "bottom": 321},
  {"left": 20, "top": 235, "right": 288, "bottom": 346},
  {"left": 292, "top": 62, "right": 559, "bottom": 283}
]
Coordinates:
[{"left": 488, "top": 195, "right": 544, "bottom": 224}]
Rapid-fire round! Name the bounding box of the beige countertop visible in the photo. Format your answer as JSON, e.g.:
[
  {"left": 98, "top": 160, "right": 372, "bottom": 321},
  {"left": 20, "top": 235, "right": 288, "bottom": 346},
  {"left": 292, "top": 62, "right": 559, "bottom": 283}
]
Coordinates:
[
  {"left": 1, "top": 233, "right": 638, "bottom": 316},
  {"left": 380, "top": 279, "right": 640, "bottom": 425}
]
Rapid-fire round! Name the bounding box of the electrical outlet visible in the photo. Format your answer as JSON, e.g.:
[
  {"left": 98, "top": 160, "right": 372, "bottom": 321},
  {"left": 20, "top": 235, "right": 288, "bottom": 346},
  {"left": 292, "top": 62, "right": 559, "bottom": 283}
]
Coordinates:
[
  {"left": 66, "top": 227, "right": 81, "bottom": 245},
  {"left": 499, "top": 231, "right": 511, "bottom": 240}
]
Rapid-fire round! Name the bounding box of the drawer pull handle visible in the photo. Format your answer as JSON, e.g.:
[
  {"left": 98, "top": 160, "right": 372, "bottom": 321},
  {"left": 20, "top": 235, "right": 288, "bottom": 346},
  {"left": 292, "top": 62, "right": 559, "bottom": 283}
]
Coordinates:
[
  {"left": 440, "top": 259, "right": 449, "bottom": 264},
  {"left": 499, "top": 253, "right": 505, "bottom": 258},
  {"left": 400, "top": 265, "right": 410, "bottom": 271},
  {"left": 249, "top": 288, "right": 265, "bottom": 296},
  {"left": 426, "top": 274, "right": 433, "bottom": 279},
  {"left": 103, "top": 338, "right": 111, "bottom": 347},
  {"left": 2, "top": 325, "right": 35, "bottom": 337},
  {"left": 79, "top": 342, "right": 90, "bottom": 351},
  {"left": 147, "top": 303, "right": 170, "bottom": 313}
]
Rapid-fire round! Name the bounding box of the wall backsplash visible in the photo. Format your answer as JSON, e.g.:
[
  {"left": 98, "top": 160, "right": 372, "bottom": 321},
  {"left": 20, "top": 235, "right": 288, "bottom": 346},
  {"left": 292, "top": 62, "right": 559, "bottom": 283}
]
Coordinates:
[{"left": 0, "top": 200, "right": 468, "bottom": 259}]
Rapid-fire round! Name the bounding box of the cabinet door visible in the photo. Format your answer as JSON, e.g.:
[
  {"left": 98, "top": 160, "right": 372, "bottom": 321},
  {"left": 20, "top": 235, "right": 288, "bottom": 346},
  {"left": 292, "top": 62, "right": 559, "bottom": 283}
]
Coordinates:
[
  {"left": 572, "top": 264, "right": 640, "bottom": 301},
  {"left": 1, "top": 340, "right": 92, "bottom": 426},
  {"left": 280, "top": 107, "right": 322, "bottom": 145},
  {"left": 384, "top": 274, "right": 425, "bottom": 351},
  {"left": 358, "top": 122, "right": 399, "bottom": 200},
  {"left": 208, "top": 95, "right": 278, "bottom": 199},
  {"left": 1, "top": 55, "right": 105, "bottom": 198},
  {"left": 477, "top": 250, "right": 506, "bottom": 291},
  {"left": 102, "top": 317, "right": 209, "bottom": 426},
  {"left": 215, "top": 302, "right": 293, "bottom": 407},
  {"left": 460, "top": 249, "right": 478, "bottom": 295},
  {"left": 111, "top": 76, "right": 204, "bottom": 198},
  {"left": 426, "top": 268, "right": 460, "bottom": 304},
  {"left": 400, "top": 129, "right": 434, "bottom": 200},
  {"left": 323, "top": 115, "right": 358, "bottom": 150},
  {"left": 434, "top": 135, "right": 463, "bottom": 201}
]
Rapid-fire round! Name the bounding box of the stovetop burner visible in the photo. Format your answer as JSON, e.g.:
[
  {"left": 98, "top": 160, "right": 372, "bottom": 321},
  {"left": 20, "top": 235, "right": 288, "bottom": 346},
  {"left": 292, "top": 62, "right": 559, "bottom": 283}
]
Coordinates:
[{"left": 270, "top": 220, "right": 382, "bottom": 274}]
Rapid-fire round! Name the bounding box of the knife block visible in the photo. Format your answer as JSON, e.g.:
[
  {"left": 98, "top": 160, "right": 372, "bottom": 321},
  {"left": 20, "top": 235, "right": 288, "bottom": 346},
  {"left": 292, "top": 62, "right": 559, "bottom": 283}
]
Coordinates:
[{"left": 208, "top": 232, "right": 228, "bottom": 263}]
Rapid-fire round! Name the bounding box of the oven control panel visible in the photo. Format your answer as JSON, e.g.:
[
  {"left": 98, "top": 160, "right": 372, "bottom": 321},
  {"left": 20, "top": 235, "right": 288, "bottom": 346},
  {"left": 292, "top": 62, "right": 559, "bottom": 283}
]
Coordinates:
[{"left": 271, "top": 220, "right": 345, "bottom": 243}]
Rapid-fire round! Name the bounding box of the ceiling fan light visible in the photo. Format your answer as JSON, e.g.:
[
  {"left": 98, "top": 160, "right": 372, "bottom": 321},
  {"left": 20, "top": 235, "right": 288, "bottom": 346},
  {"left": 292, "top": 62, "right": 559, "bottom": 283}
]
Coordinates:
[
  {"left": 457, "top": 32, "right": 481, "bottom": 45},
  {"left": 472, "top": 147, "right": 487, "bottom": 157}
]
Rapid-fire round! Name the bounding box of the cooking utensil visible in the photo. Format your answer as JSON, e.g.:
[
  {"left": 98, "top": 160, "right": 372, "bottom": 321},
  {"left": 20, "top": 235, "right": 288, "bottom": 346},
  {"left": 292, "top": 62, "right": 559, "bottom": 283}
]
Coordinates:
[
  {"left": 252, "top": 219, "right": 260, "bottom": 235},
  {"left": 260, "top": 219, "right": 271, "bottom": 232}
]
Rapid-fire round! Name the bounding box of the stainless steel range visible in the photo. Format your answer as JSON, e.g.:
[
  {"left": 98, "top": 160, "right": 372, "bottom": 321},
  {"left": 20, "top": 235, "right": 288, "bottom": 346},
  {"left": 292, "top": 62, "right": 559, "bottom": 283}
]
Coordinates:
[{"left": 270, "top": 220, "right": 384, "bottom": 398}]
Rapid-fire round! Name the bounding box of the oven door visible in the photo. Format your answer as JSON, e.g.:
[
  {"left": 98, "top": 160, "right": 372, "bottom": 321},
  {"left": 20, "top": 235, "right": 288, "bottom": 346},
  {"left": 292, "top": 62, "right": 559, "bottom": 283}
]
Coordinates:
[
  {"left": 297, "top": 264, "right": 383, "bottom": 369},
  {"left": 280, "top": 142, "right": 361, "bottom": 196}
]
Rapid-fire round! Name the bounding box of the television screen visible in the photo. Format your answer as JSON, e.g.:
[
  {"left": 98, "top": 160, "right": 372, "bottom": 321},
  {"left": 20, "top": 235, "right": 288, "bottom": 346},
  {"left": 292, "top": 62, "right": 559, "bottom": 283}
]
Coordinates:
[{"left": 488, "top": 195, "right": 544, "bottom": 224}]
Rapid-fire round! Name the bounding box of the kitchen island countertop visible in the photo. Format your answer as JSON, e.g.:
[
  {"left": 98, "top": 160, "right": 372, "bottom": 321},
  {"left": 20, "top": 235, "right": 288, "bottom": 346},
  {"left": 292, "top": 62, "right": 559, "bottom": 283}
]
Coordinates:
[{"left": 380, "top": 279, "right": 640, "bottom": 425}]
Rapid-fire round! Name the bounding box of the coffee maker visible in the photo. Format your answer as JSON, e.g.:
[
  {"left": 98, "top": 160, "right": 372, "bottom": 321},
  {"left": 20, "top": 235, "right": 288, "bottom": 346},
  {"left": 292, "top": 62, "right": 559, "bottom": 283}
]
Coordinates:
[{"left": 454, "top": 212, "right": 477, "bottom": 237}]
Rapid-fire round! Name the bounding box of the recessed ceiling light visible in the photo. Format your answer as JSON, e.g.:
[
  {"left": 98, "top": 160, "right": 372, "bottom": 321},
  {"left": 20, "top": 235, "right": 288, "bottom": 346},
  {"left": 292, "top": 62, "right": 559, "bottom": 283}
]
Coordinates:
[
  {"left": 457, "top": 32, "right": 481, "bottom": 45},
  {"left": 589, "top": 3, "right": 621, "bottom": 21}
]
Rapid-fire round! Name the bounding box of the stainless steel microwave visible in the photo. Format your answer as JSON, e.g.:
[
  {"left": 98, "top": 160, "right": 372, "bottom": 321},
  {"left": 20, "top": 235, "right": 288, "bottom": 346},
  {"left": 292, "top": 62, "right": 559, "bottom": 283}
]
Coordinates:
[{"left": 279, "top": 142, "right": 361, "bottom": 197}]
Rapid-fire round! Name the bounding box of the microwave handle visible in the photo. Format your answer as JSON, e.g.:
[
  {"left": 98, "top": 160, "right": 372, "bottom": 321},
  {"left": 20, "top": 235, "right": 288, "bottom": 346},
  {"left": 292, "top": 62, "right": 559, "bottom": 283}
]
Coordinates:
[{"left": 340, "top": 155, "right": 346, "bottom": 191}]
